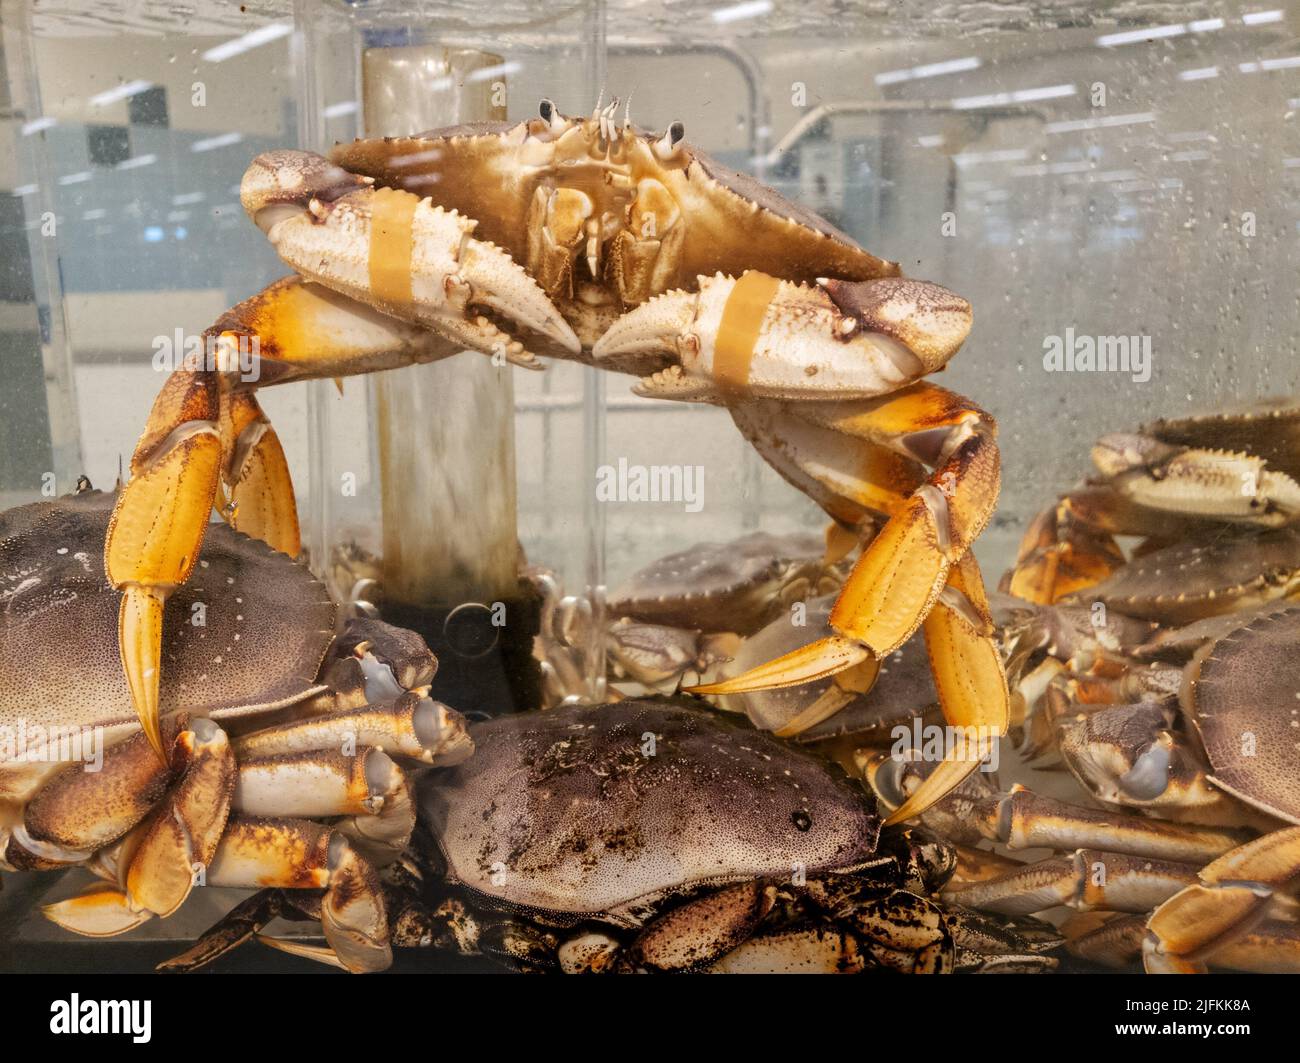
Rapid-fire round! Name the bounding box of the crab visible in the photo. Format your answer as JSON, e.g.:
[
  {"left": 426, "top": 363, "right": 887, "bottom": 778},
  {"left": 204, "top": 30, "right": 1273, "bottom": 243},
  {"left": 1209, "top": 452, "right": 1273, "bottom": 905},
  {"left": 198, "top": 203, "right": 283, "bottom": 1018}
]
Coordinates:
[
  {"left": 0, "top": 490, "right": 472, "bottom": 972},
  {"left": 921, "top": 607, "right": 1300, "bottom": 974},
  {"left": 527, "top": 531, "right": 847, "bottom": 704},
  {"left": 899, "top": 403, "right": 1300, "bottom": 972},
  {"left": 605, "top": 530, "right": 845, "bottom": 688},
  {"left": 1007, "top": 398, "right": 1300, "bottom": 606},
  {"left": 999, "top": 528, "right": 1300, "bottom": 806},
  {"left": 400, "top": 699, "right": 1059, "bottom": 973},
  {"left": 103, "top": 97, "right": 1006, "bottom": 824}
]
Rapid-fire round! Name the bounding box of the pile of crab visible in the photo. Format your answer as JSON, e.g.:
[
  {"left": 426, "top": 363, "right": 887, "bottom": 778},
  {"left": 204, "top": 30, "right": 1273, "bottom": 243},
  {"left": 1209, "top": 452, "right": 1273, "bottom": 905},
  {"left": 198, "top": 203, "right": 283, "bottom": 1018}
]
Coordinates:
[
  {"left": 0, "top": 488, "right": 473, "bottom": 973},
  {"left": 3, "top": 492, "right": 1065, "bottom": 974},
  {"left": 935, "top": 400, "right": 1300, "bottom": 974},
  {"left": 534, "top": 401, "right": 1300, "bottom": 974}
]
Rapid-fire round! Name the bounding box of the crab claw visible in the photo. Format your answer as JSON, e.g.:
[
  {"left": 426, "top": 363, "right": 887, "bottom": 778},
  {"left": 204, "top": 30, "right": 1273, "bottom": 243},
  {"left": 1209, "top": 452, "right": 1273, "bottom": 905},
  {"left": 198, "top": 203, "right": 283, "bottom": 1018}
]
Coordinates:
[
  {"left": 1144, "top": 826, "right": 1300, "bottom": 973},
  {"left": 1093, "top": 432, "right": 1300, "bottom": 526},
  {"left": 595, "top": 272, "right": 971, "bottom": 400},
  {"left": 241, "top": 150, "right": 578, "bottom": 363}
]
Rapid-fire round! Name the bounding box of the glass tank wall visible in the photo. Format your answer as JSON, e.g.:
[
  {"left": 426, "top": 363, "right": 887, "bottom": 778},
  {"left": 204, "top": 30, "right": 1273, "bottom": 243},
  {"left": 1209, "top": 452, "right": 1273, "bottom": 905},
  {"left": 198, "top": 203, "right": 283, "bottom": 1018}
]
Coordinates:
[
  {"left": 7, "top": 0, "right": 1295, "bottom": 581},
  {"left": 1, "top": 0, "right": 1298, "bottom": 975}
]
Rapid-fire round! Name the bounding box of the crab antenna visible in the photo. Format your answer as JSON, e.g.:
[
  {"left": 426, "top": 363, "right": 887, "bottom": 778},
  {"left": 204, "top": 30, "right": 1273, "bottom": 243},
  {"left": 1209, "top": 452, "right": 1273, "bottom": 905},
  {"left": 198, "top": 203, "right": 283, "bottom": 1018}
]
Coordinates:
[
  {"left": 592, "top": 86, "right": 604, "bottom": 119},
  {"left": 623, "top": 91, "right": 633, "bottom": 130}
]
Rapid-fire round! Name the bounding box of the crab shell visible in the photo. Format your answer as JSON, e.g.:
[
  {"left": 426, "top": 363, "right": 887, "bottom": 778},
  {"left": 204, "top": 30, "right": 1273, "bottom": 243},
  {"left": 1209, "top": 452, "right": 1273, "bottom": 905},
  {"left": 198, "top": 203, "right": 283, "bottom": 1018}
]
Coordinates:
[
  {"left": 607, "top": 531, "right": 835, "bottom": 636},
  {"left": 1185, "top": 605, "right": 1300, "bottom": 824},
  {"left": 419, "top": 700, "right": 881, "bottom": 925},
  {"left": 327, "top": 111, "right": 898, "bottom": 317},
  {"left": 1062, "top": 527, "right": 1300, "bottom": 625},
  {"left": 0, "top": 491, "right": 335, "bottom": 800}
]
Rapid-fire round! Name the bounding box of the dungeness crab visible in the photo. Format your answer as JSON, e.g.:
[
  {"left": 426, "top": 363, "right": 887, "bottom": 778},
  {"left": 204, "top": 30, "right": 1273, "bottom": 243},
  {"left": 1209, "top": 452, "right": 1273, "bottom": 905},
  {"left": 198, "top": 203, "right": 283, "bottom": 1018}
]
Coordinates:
[
  {"left": 954, "top": 402, "right": 1300, "bottom": 972},
  {"left": 104, "top": 98, "right": 1005, "bottom": 823},
  {"left": 411, "top": 700, "right": 1059, "bottom": 973},
  {"left": 0, "top": 490, "right": 471, "bottom": 972}
]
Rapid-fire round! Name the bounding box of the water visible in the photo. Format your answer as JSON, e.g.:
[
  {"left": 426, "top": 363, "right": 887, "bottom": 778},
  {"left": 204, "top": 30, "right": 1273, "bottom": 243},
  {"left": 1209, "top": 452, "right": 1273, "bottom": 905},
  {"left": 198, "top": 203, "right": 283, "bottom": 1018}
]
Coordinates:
[{"left": 2, "top": 0, "right": 1299, "bottom": 975}]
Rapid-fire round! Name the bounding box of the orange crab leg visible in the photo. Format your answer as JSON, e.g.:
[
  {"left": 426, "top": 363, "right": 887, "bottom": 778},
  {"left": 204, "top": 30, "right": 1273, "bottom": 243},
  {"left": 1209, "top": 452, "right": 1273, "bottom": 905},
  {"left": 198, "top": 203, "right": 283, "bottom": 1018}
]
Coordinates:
[
  {"left": 106, "top": 369, "right": 224, "bottom": 758},
  {"left": 728, "top": 399, "right": 925, "bottom": 532},
  {"left": 1005, "top": 495, "right": 1127, "bottom": 604},
  {"left": 1143, "top": 825, "right": 1300, "bottom": 974},
  {"left": 886, "top": 551, "right": 1008, "bottom": 824},
  {"left": 693, "top": 383, "right": 1000, "bottom": 694},
  {"left": 40, "top": 717, "right": 236, "bottom": 935},
  {"left": 219, "top": 390, "right": 299, "bottom": 554},
  {"left": 106, "top": 277, "right": 462, "bottom": 757}
]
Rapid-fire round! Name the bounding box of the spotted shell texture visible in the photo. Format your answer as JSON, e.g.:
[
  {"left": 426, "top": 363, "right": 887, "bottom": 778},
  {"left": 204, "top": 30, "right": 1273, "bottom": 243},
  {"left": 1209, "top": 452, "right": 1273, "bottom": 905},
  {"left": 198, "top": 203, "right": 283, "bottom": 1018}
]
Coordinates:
[
  {"left": 1071, "top": 528, "right": 1300, "bottom": 624},
  {"left": 607, "top": 531, "right": 825, "bottom": 633},
  {"left": 422, "top": 700, "right": 881, "bottom": 918},
  {"left": 1190, "top": 606, "right": 1300, "bottom": 823},
  {"left": 0, "top": 492, "right": 336, "bottom": 747}
]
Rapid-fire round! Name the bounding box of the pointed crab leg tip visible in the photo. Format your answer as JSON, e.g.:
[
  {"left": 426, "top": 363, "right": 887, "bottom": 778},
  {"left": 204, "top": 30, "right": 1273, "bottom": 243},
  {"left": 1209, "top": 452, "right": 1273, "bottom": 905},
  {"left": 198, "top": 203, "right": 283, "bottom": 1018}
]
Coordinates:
[
  {"left": 552, "top": 318, "right": 582, "bottom": 355},
  {"left": 118, "top": 586, "right": 169, "bottom": 763},
  {"left": 42, "top": 886, "right": 152, "bottom": 937},
  {"left": 881, "top": 756, "right": 984, "bottom": 826},
  {"left": 687, "top": 636, "right": 871, "bottom": 696},
  {"left": 254, "top": 934, "right": 352, "bottom": 971}
]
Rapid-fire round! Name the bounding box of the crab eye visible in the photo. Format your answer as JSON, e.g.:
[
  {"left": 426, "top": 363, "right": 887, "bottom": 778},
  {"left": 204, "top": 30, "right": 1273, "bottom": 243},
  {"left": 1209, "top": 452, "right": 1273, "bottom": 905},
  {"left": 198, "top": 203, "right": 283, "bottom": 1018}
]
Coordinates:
[
  {"left": 539, "top": 98, "right": 556, "bottom": 122},
  {"left": 654, "top": 121, "right": 686, "bottom": 161}
]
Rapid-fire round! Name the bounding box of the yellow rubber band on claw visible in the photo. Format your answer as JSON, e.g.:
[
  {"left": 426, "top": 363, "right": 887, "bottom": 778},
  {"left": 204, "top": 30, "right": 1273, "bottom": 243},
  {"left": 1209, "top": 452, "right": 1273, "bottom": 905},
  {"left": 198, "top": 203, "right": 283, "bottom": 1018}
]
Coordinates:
[
  {"left": 368, "top": 186, "right": 419, "bottom": 309},
  {"left": 712, "top": 270, "right": 781, "bottom": 395}
]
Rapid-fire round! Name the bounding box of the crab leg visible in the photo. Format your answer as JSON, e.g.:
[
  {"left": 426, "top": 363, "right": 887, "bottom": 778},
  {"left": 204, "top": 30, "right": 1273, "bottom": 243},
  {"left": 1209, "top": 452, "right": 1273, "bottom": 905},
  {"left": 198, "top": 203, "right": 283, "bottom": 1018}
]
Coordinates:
[
  {"left": 156, "top": 888, "right": 288, "bottom": 973},
  {"left": 691, "top": 395, "right": 995, "bottom": 713},
  {"left": 199, "top": 816, "right": 391, "bottom": 973},
  {"left": 1068, "top": 912, "right": 1300, "bottom": 973},
  {"left": 233, "top": 747, "right": 404, "bottom": 819},
  {"left": 867, "top": 762, "right": 1247, "bottom": 865},
  {"left": 39, "top": 717, "right": 236, "bottom": 936},
  {"left": 218, "top": 390, "right": 298, "bottom": 553},
  {"left": 233, "top": 746, "right": 416, "bottom": 863},
  {"left": 233, "top": 691, "right": 472, "bottom": 767},
  {"left": 696, "top": 383, "right": 999, "bottom": 687},
  {"left": 726, "top": 398, "right": 925, "bottom": 534},
  {"left": 1143, "top": 825, "right": 1300, "bottom": 973},
  {"left": 941, "top": 849, "right": 1200, "bottom": 916},
  {"left": 602, "top": 275, "right": 1001, "bottom": 812},
  {"left": 878, "top": 552, "right": 1008, "bottom": 823},
  {"left": 1006, "top": 496, "right": 1127, "bottom": 604},
  {"left": 105, "top": 369, "right": 224, "bottom": 757},
  {"left": 989, "top": 786, "right": 1246, "bottom": 863},
  {"left": 104, "top": 279, "right": 460, "bottom": 755}
]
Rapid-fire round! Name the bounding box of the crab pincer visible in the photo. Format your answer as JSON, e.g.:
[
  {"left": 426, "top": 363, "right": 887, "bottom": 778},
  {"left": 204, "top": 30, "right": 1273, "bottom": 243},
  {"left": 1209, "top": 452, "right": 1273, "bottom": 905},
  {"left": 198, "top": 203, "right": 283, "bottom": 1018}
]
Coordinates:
[{"left": 240, "top": 149, "right": 579, "bottom": 368}]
